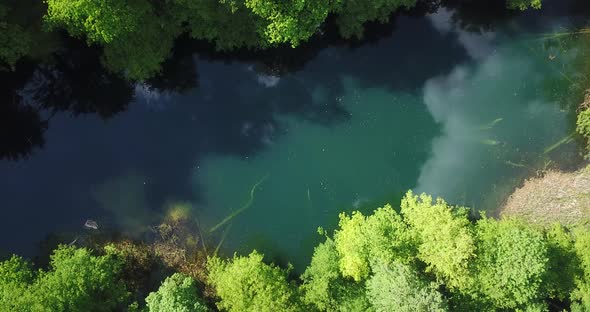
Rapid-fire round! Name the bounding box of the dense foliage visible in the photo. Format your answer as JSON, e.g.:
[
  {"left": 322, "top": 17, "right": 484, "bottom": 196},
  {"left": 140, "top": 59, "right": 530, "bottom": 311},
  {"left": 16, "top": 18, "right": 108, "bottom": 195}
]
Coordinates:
[
  {"left": 2, "top": 190, "right": 590, "bottom": 311},
  {"left": 0, "top": 4, "right": 31, "bottom": 70},
  {"left": 207, "top": 251, "right": 301, "bottom": 312},
  {"left": 145, "top": 273, "right": 209, "bottom": 312},
  {"left": 578, "top": 108, "right": 590, "bottom": 152},
  {"left": 0, "top": 246, "right": 130, "bottom": 311},
  {"left": 0, "top": 0, "right": 545, "bottom": 79}
]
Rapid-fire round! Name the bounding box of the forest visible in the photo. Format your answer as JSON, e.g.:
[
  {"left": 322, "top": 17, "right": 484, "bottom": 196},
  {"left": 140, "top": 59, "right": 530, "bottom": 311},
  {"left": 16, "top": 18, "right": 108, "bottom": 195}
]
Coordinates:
[{"left": 2, "top": 0, "right": 540, "bottom": 80}]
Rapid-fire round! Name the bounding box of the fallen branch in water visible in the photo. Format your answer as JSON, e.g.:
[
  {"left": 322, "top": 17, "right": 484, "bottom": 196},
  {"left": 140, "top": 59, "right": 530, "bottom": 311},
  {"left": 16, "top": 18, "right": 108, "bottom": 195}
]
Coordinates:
[{"left": 209, "top": 174, "right": 269, "bottom": 233}]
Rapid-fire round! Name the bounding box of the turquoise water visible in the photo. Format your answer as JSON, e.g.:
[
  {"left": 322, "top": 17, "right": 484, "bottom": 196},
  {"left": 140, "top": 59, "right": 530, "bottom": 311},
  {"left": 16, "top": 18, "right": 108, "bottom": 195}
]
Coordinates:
[
  {"left": 193, "top": 19, "right": 584, "bottom": 268},
  {"left": 0, "top": 3, "right": 586, "bottom": 267}
]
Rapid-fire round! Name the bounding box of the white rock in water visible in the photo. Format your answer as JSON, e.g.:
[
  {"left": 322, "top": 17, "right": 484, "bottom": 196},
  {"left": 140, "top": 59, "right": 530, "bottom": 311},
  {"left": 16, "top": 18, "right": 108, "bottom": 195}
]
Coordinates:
[{"left": 84, "top": 219, "right": 99, "bottom": 230}]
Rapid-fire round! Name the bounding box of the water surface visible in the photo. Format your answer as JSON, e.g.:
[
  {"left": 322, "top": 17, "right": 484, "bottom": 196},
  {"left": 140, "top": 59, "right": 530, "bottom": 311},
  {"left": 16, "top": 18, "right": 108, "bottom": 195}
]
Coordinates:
[{"left": 0, "top": 1, "right": 587, "bottom": 269}]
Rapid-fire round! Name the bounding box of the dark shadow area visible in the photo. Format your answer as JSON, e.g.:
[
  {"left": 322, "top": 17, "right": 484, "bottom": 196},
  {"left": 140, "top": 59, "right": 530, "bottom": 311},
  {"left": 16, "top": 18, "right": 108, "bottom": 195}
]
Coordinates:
[
  {"left": 443, "top": 0, "right": 517, "bottom": 33},
  {"left": 0, "top": 61, "right": 47, "bottom": 161},
  {"left": 0, "top": 100, "right": 47, "bottom": 161},
  {"left": 21, "top": 37, "right": 134, "bottom": 119}
]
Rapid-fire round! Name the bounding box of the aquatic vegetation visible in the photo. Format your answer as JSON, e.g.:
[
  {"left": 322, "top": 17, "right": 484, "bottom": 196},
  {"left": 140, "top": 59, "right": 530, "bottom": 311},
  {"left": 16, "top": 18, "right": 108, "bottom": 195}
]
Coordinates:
[
  {"left": 165, "top": 202, "right": 193, "bottom": 223},
  {"left": 480, "top": 139, "right": 500, "bottom": 146},
  {"left": 478, "top": 118, "right": 503, "bottom": 130},
  {"left": 214, "top": 222, "right": 233, "bottom": 256},
  {"left": 209, "top": 174, "right": 269, "bottom": 233},
  {"left": 504, "top": 160, "right": 527, "bottom": 168},
  {"left": 543, "top": 132, "right": 575, "bottom": 155}
]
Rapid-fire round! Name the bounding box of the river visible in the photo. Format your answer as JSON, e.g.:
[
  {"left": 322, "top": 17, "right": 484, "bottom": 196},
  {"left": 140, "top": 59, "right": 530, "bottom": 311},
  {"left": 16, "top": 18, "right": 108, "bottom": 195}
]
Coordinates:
[{"left": 0, "top": 0, "right": 587, "bottom": 269}]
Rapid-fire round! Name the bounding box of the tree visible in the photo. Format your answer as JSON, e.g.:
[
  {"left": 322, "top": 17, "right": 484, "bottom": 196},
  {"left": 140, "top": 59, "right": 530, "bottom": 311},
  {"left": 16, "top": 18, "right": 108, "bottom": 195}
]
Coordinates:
[
  {"left": 543, "top": 224, "right": 580, "bottom": 301},
  {"left": 0, "top": 4, "right": 31, "bottom": 70},
  {"left": 506, "top": 0, "right": 542, "bottom": 10},
  {"left": 300, "top": 238, "right": 342, "bottom": 310},
  {"left": 366, "top": 262, "right": 447, "bottom": 312},
  {"left": 207, "top": 251, "right": 301, "bottom": 312},
  {"left": 571, "top": 227, "right": 590, "bottom": 311},
  {"left": 44, "top": 0, "right": 149, "bottom": 44},
  {"left": 333, "top": 205, "right": 414, "bottom": 282},
  {"left": 244, "top": 0, "right": 331, "bottom": 47},
  {"left": 332, "top": 0, "right": 417, "bottom": 39},
  {"left": 300, "top": 237, "right": 372, "bottom": 312},
  {"left": 145, "top": 273, "right": 209, "bottom": 312},
  {"left": 577, "top": 108, "right": 590, "bottom": 151},
  {"left": 0, "top": 256, "right": 34, "bottom": 311},
  {"left": 0, "top": 246, "right": 131, "bottom": 311},
  {"left": 44, "top": 0, "right": 181, "bottom": 80},
  {"left": 400, "top": 191, "right": 475, "bottom": 290},
  {"left": 473, "top": 218, "right": 548, "bottom": 309}
]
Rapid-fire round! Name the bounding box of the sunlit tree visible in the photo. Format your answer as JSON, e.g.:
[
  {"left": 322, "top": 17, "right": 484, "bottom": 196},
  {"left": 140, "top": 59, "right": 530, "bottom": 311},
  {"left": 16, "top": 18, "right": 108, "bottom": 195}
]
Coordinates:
[
  {"left": 207, "top": 251, "right": 301, "bottom": 312},
  {"left": 145, "top": 273, "right": 209, "bottom": 312}
]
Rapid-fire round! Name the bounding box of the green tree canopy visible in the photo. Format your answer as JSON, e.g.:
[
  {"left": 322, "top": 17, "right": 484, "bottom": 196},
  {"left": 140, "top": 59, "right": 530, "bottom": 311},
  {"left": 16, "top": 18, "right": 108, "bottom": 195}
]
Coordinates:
[
  {"left": 473, "top": 218, "right": 548, "bottom": 309},
  {"left": 334, "top": 204, "right": 414, "bottom": 282},
  {"left": 507, "top": 0, "right": 542, "bottom": 10},
  {"left": 44, "top": 0, "right": 181, "bottom": 80},
  {"left": 300, "top": 236, "right": 372, "bottom": 312},
  {"left": 332, "top": 0, "right": 417, "bottom": 39},
  {"left": 0, "top": 246, "right": 130, "bottom": 312},
  {"left": 366, "top": 262, "right": 447, "bottom": 312},
  {"left": 401, "top": 191, "right": 475, "bottom": 290},
  {"left": 0, "top": 4, "right": 31, "bottom": 70},
  {"left": 207, "top": 251, "right": 301, "bottom": 312},
  {"left": 571, "top": 227, "right": 590, "bottom": 311},
  {"left": 145, "top": 273, "right": 209, "bottom": 312}
]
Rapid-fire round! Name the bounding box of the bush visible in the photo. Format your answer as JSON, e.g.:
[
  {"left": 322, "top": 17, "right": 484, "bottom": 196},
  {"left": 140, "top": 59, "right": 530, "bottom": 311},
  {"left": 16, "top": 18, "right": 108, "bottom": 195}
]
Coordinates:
[{"left": 145, "top": 273, "right": 209, "bottom": 312}]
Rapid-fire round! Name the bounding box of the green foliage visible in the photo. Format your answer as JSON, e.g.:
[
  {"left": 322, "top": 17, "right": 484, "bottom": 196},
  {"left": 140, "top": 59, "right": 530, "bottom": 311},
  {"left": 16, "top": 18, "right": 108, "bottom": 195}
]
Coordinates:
[
  {"left": 334, "top": 204, "right": 413, "bottom": 282},
  {"left": 366, "top": 262, "right": 447, "bottom": 312},
  {"left": 4, "top": 191, "right": 590, "bottom": 311},
  {"left": 334, "top": 211, "right": 370, "bottom": 281},
  {"left": 544, "top": 224, "right": 580, "bottom": 301},
  {"left": 44, "top": 0, "right": 180, "bottom": 80},
  {"left": 207, "top": 251, "right": 301, "bottom": 312},
  {"left": 401, "top": 191, "right": 475, "bottom": 290},
  {"left": 0, "top": 4, "right": 31, "bottom": 70},
  {"left": 0, "top": 246, "right": 130, "bottom": 312},
  {"left": 101, "top": 17, "right": 178, "bottom": 80},
  {"left": 244, "top": 0, "right": 330, "bottom": 47},
  {"left": 506, "top": 0, "right": 542, "bottom": 10},
  {"left": 0, "top": 256, "right": 34, "bottom": 310},
  {"left": 171, "top": 0, "right": 263, "bottom": 51},
  {"left": 44, "top": 0, "right": 149, "bottom": 44},
  {"left": 332, "top": 0, "right": 417, "bottom": 39},
  {"left": 300, "top": 237, "right": 372, "bottom": 312},
  {"left": 577, "top": 108, "right": 590, "bottom": 151},
  {"left": 474, "top": 218, "right": 548, "bottom": 309},
  {"left": 571, "top": 227, "right": 590, "bottom": 310},
  {"left": 300, "top": 238, "right": 342, "bottom": 310},
  {"left": 146, "top": 273, "right": 208, "bottom": 312}
]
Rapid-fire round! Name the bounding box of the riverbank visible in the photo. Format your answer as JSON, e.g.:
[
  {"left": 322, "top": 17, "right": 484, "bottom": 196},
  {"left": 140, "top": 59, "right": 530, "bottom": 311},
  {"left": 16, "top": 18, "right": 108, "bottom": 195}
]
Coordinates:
[{"left": 500, "top": 164, "right": 590, "bottom": 227}]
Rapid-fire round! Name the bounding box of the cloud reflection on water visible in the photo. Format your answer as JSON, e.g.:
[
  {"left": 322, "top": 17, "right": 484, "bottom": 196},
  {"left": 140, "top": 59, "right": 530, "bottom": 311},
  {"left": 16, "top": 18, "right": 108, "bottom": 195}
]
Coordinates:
[{"left": 415, "top": 32, "right": 572, "bottom": 209}]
